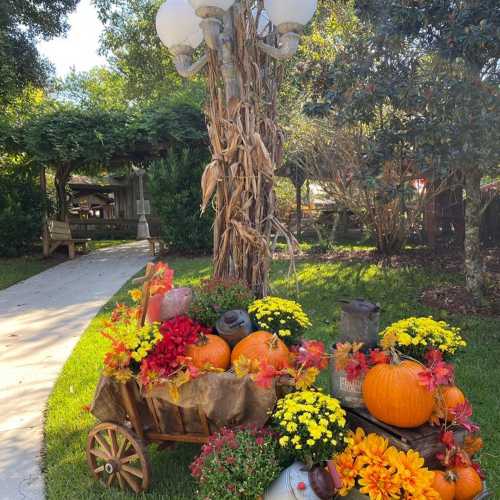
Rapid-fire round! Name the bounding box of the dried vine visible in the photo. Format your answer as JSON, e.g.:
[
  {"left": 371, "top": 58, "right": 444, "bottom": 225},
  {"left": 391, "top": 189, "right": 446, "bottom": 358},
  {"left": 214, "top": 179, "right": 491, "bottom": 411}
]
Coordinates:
[{"left": 201, "top": 0, "right": 286, "bottom": 297}]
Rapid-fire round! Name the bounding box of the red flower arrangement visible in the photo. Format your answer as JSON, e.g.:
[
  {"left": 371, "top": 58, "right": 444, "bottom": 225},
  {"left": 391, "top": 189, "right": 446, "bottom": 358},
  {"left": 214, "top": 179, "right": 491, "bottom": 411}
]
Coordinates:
[{"left": 139, "top": 315, "right": 210, "bottom": 387}]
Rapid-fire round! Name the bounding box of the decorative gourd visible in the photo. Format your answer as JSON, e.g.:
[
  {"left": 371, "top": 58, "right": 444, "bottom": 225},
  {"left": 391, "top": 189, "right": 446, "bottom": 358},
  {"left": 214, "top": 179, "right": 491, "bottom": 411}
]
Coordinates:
[
  {"left": 440, "top": 385, "right": 466, "bottom": 421},
  {"left": 431, "top": 470, "right": 456, "bottom": 500},
  {"left": 185, "top": 334, "right": 230, "bottom": 370},
  {"left": 453, "top": 466, "right": 483, "bottom": 500},
  {"left": 362, "top": 359, "right": 434, "bottom": 428},
  {"left": 231, "top": 331, "right": 290, "bottom": 370}
]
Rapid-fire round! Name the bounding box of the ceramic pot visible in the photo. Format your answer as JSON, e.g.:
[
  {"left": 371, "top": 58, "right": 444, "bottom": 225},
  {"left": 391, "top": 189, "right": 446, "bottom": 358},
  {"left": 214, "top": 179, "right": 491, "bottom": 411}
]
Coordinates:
[
  {"left": 216, "top": 309, "right": 252, "bottom": 346},
  {"left": 264, "top": 462, "right": 336, "bottom": 500}
]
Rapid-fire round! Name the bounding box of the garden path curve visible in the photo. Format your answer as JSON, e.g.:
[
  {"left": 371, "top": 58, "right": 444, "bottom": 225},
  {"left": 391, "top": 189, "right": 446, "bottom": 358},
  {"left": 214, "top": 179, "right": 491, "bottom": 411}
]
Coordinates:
[{"left": 0, "top": 241, "right": 152, "bottom": 500}]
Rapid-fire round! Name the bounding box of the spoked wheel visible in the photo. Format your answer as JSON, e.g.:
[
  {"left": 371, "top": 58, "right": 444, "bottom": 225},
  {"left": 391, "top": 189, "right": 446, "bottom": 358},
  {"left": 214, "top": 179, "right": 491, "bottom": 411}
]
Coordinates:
[{"left": 86, "top": 422, "right": 151, "bottom": 493}]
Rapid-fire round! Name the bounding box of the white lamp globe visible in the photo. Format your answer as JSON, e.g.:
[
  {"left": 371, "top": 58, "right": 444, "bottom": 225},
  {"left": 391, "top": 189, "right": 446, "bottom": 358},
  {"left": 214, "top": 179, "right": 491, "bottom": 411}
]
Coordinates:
[
  {"left": 263, "top": 0, "right": 317, "bottom": 27},
  {"left": 156, "top": 0, "right": 203, "bottom": 50},
  {"left": 188, "top": 0, "right": 235, "bottom": 12}
]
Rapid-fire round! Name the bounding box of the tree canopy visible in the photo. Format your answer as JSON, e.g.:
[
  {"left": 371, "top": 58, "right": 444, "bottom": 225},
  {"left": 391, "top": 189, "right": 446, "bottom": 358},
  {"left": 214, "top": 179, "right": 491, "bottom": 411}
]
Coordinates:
[
  {"left": 2, "top": 96, "right": 208, "bottom": 218},
  {"left": 0, "top": 0, "right": 78, "bottom": 106}
]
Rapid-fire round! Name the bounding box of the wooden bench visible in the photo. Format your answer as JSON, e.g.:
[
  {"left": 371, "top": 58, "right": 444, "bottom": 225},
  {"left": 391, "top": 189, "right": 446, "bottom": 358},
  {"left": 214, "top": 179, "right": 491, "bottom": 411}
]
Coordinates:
[
  {"left": 147, "top": 237, "right": 166, "bottom": 256},
  {"left": 43, "top": 220, "right": 91, "bottom": 259}
]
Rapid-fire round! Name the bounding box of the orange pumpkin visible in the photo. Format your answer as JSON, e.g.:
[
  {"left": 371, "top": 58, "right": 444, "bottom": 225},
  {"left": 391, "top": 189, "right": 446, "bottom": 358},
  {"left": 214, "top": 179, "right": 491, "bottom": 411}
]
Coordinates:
[
  {"left": 431, "top": 470, "right": 456, "bottom": 500},
  {"left": 453, "top": 466, "right": 483, "bottom": 500},
  {"left": 185, "top": 334, "right": 230, "bottom": 370},
  {"left": 231, "top": 331, "right": 290, "bottom": 370},
  {"left": 440, "top": 385, "right": 466, "bottom": 421},
  {"left": 362, "top": 360, "right": 434, "bottom": 428}
]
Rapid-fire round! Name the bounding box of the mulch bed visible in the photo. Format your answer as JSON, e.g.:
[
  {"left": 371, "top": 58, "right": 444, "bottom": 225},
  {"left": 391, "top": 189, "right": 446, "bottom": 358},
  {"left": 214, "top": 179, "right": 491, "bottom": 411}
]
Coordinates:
[{"left": 420, "top": 284, "right": 500, "bottom": 317}]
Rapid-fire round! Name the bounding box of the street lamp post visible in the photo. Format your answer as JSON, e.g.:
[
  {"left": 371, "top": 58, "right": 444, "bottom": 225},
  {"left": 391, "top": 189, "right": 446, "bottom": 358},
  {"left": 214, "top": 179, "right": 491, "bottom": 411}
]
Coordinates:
[
  {"left": 156, "top": 0, "right": 317, "bottom": 296},
  {"left": 135, "top": 167, "right": 151, "bottom": 240}
]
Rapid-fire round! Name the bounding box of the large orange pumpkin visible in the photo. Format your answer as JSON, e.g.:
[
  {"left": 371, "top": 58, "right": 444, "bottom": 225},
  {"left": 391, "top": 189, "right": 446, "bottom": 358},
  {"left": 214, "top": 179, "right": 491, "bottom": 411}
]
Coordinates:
[
  {"left": 231, "top": 331, "right": 290, "bottom": 370},
  {"left": 185, "top": 334, "right": 230, "bottom": 370},
  {"left": 453, "top": 466, "right": 483, "bottom": 500},
  {"left": 440, "top": 385, "right": 466, "bottom": 421},
  {"left": 431, "top": 470, "right": 456, "bottom": 500},
  {"left": 362, "top": 360, "right": 434, "bottom": 428}
]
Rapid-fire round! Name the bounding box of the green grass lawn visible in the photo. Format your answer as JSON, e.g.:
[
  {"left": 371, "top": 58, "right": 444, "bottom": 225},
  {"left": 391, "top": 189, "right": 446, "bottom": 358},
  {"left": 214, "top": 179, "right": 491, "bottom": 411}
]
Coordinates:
[
  {"left": 0, "top": 241, "right": 134, "bottom": 291},
  {"left": 88, "top": 240, "right": 134, "bottom": 252},
  {"left": 43, "top": 255, "right": 500, "bottom": 499},
  {"left": 0, "top": 255, "right": 60, "bottom": 290}
]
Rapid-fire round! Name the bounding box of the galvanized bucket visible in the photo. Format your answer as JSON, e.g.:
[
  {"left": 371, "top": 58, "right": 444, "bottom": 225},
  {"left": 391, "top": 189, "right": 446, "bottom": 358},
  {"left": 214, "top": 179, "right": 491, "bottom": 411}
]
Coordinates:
[
  {"left": 338, "top": 299, "right": 380, "bottom": 348},
  {"left": 329, "top": 351, "right": 365, "bottom": 409}
]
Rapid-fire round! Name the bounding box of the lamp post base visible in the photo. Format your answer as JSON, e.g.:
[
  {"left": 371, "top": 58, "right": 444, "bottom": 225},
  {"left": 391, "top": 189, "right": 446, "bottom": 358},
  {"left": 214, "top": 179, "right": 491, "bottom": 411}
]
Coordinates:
[{"left": 137, "top": 215, "right": 151, "bottom": 240}]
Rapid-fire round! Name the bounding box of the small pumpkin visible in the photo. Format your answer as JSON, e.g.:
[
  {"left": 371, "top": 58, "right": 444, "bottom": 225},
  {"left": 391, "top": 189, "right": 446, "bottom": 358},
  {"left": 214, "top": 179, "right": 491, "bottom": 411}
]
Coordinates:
[
  {"left": 185, "top": 334, "right": 230, "bottom": 370},
  {"left": 362, "top": 359, "right": 434, "bottom": 428},
  {"left": 431, "top": 470, "right": 456, "bottom": 500},
  {"left": 440, "top": 385, "right": 466, "bottom": 421},
  {"left": 453, "top": 466, "right": 483, "bottom": 500},
  {"left": 231, "top": 331, "right": 290, "bottom": 370}
]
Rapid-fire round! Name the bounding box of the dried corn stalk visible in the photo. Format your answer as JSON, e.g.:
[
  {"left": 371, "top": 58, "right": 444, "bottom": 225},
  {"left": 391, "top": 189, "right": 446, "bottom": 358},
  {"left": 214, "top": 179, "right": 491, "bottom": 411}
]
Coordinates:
[{"left": 201, "top": 0, "right": 288, "bottom": 297}]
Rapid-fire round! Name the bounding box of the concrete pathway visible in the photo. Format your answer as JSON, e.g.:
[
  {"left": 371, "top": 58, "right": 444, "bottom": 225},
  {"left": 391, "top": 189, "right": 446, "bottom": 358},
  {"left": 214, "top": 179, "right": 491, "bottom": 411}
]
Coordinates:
[{"left": 0, "top": 241, "right": 152, "bottom": 500}]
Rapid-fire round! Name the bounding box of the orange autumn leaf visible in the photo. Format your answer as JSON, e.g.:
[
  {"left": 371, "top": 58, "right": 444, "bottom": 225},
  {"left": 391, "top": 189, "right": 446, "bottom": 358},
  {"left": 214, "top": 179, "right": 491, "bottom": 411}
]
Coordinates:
[
  {"left": 464, "top": 434, "right": 484, "bottom": 456},
  {"left": 233, "top": 355, "right": 260, "bottom": 378},
  {"left": 334, "top": 342, "right": 364, "bottom": 371}
]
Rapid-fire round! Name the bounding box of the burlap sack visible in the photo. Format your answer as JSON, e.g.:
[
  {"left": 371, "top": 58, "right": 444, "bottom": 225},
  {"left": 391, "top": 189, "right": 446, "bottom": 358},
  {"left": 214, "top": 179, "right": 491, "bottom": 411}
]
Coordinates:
[
  {"left": 91, "top": 372, "right": 283, "bottom": 433},
  {"left": 147, "top": 372, "right": 278, "bottom": 429},
  {"left": 90, "top": 375, "right": 153, "bottom": 428}
]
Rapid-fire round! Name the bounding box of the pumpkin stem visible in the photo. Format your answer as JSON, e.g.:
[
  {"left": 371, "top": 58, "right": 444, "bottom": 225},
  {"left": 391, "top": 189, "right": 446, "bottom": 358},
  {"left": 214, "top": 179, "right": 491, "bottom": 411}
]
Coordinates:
[
  {"left": 268, "top": 333, "right": 280, "bottom": 350},
  {"left": 389, "top": 348, "right": 401, "bottom": 365},
  {"left": 444, "top": 470, "right": 457, "bottom": 483},
  {"left": 197, "top": 333, "right": 209, "bottom": 346}
]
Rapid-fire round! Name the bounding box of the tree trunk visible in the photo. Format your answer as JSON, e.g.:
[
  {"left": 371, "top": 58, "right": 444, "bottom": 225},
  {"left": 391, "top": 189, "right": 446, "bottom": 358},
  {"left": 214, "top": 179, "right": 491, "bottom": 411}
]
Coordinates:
[
  {"left": 55, "top": 165, "right": 70, "bottom": 221},
  {"left": 295, "top": 183, "right": 302, "bottom": 240},
  {"left": 464, "top": 169, "right": 484, "bottom": 303}
]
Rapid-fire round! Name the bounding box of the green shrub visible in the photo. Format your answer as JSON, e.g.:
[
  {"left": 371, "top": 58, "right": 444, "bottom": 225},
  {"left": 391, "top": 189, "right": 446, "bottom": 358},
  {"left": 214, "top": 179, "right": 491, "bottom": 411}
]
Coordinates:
[
  {"left": 149, "top": 147, "right": 213, "bottom": 253},
  {"left": 0, "top": 164, "right": 46, "bottom": 256},
  {"left": 189, "top": 278, "right": 254, "bottom": 328}
]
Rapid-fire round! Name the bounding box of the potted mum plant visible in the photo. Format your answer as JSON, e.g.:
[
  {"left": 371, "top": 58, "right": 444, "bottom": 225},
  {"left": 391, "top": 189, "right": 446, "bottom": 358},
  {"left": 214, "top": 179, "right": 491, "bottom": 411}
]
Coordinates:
[
  {"left": 266, "top": 390, "right": 348, "bottom": 499},
  {"left": 190, "top": 426, "right": 281, "bottom": 500}
]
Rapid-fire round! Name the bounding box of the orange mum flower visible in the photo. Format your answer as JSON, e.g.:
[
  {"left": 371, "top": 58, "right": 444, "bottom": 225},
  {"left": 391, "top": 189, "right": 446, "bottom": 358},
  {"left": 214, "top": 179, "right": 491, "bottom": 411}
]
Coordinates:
[
  {"left": 358, "top": 464, "right": 400, "bottom": 499},
  {"left": 335, "top": 450, "right": 362, "bottom": 496},
  {"left": 388, "top": 448, "right": 434, "bottom": 494},
  {"left": 357, "top": 433, "right": 392, "bottom": 467}
]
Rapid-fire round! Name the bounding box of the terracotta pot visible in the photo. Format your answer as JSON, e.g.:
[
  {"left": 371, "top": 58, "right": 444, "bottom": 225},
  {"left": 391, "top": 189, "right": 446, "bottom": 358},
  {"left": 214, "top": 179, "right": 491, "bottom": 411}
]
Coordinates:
[{"left": 146, "top": 287, "right": 193, "bottom": 323}]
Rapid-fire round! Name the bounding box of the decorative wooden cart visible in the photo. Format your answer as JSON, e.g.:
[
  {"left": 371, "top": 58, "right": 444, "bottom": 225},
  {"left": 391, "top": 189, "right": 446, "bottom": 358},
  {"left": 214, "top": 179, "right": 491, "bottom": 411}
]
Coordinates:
[
  {"left": 86, "top": 264, "right": 215, "bottom": 493},
  {"left": 86, "top": 378, "right": 213, "bottom": 493}
]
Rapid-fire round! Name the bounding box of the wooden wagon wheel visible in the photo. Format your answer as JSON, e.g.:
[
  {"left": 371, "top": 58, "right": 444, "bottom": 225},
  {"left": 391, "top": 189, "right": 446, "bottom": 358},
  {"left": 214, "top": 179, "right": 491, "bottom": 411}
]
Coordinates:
[{"left": 86, "top": 422, "right": 151, "bottom": 493}]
